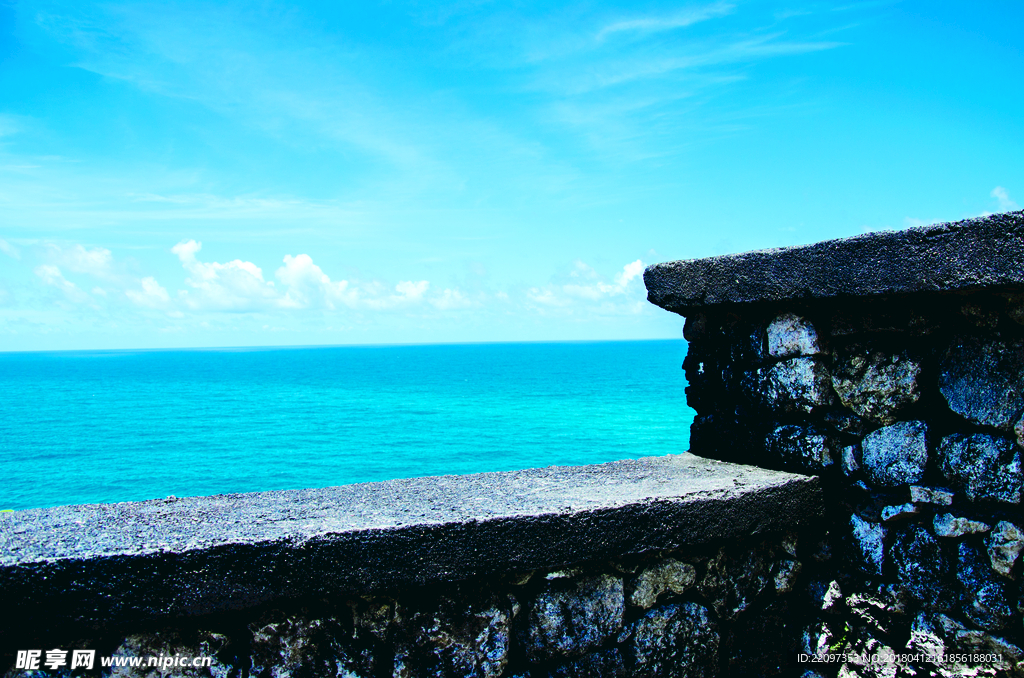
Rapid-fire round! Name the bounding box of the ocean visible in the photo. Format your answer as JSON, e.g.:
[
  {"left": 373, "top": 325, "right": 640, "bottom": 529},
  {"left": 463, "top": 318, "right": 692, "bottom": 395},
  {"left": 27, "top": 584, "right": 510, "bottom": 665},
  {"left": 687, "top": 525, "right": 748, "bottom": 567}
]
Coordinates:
[{"left": 0, "top": 340, "right": 693, "bottom": 511}]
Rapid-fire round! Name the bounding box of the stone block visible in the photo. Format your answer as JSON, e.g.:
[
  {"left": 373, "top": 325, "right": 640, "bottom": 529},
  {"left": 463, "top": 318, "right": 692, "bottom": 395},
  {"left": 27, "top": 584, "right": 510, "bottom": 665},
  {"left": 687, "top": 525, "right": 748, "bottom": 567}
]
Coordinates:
[
  {"left": 627, "top": 602, "right": 718, "bottom": 678},
  {"left": 697, "top": 545, "right": 773, "bottom": 621},
  {"left": 957, "top": 542, "right": 1014, "bottom": 631},
  {"left": 759, "top": 357, "right": 833, "bottom": 413},
  {"left": 940, "top": 336, "right": 1024, "bottom": 430},
  {"left": 938, "top": 433, "right": 1022, "bottom": 504},
  {"left": 630, "top": 558, "right": 696, "bottom": 609},
  {"left": 906, "top": 613, "right": 944, "bottom": 659},
  {"left": 837, "top": 637, "right": 901, "bottom": 678},
  {"left": 891, "top": 524, "right": 948, "bottom": 610},
  {"left": 683, "top": 313, "right": 708, "bottom": 342},
  {"left": 774, "top": 558, "right": 802, "bottom": 594},
  {"left": 908, "top": 485, "right": 954, "bottom": 506},
  {"left": 932, "top": 514, "right": 991, "bottom": 538},
  {"left": 767, "top": 425, "right": 835, "bottom": 474},
  {"left": 108, "top": 631, "right": 232, "bottom": 678},
  {"left": 952, "top": 631, "right": 1024, "bottom": 676},
  {"left": 840, "top": 444, "right": 860, "bottom": 476},
  {"left": 987, "top": 521, "right": 1024, "bottom": 578},
  {"left": 880, "top": 503, "right": 920, "bottom": 523},
  {"left": 767, "top": 313, "right": 822, "bottom": 358},
  {"left": 801, "top": 621, "right": 836, "bottom": 657},
  {"left": 850, "top": 514, "right": 886, "bottom": 576},
  {"left": 860, "top": 421, "right": 928, "bottom": 488},
  {"left": 831, "top": 346, "right": 921, "bottom": 425},
  {"left": 394, "top": 594, "right": 512, "bottom": 678},
  {"left": 519, "top": 574, "right": 624, "bottom": 661},
  {"left": 250, "top": 610, "right": 364, "bottom": 678}
]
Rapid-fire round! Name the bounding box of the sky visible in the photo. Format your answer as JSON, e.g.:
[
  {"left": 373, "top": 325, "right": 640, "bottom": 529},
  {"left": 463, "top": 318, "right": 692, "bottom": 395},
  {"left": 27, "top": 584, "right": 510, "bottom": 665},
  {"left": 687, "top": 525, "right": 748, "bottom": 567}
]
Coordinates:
[{"left": 0, "top": 0, "right": 1021, "bottom": 351}]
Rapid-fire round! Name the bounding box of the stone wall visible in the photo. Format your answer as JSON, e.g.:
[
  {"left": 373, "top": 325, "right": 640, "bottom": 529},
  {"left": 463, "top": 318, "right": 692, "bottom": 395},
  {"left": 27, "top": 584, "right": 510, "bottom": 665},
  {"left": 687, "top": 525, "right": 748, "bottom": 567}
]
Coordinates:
[
  {"left": 646, "top": 210, "right": 1024, "bottom": 678},
  {"left": 1, "top": 455, "right": 823, "bottom": 677},
  {"left": 3, "top": 532, "right": 819, "bottom": 678}
]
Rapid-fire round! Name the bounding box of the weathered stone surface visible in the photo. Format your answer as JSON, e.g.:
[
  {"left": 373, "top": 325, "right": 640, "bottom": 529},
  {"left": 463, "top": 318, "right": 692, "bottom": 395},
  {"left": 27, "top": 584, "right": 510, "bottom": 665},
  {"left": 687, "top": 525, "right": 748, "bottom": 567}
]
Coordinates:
[
  {"left": 939, "top": 336, "right": 1024, "bottom": 430},
  {"left": 932, "top": 513, "right": 991, "bottom": 538},
  {"left": 909, "top": 486, "right": 954, "bottom": 506},
  {"left": 831, "top": 348, "right": 921, "bottom": 425},
  {"left": 850, "top": 514, "right": 886, "bottom": 576},
  {"left": 630, "top": 559, "right": 696, "bottom": 609},
  {"left": 519, "top": 574, "right": 624, "bottom": 661},
  {"left": 545, "top": 648, "right": 626, "bottom": 678},
  {"left": 697, "top": 545, "right": 773, "bottom": 621},
  {"left": 880, "top": 503, "right": 920, "bottom": 523},
  {"left": 394, "top": 595, "right": 511, "bottom": 678},
  {"left": 987, "top": 521, "right": 1024, "bottom": 578},
  {"left": 891, "top": 525, "right": 947, "bottom": 609},
  {"left": 767, "top": 425, "right": 835, "bottom": 474},
  {"left": 860, "top": 421, "right": 928, "bottom": 488},
  {"left": 767, "top": 313, "right": 822, "bottom": 358},
  {"left": 957, "top": 542, "right": 1014, "bottom": 631},
  {"left": 644, "top": 211, "right": 1024, "bottom": 313},
  {"left": 628, "top": 603, "right": 719, "bottom": 678},
  {"left": 938, "top": 433, "right": 1023, "bottom": 504},
  {"left": 250, "top": 611, "right": 362, "bottom": 678},
  {"left": 759, "top": 358, "right": 833, "bottom": 414}
]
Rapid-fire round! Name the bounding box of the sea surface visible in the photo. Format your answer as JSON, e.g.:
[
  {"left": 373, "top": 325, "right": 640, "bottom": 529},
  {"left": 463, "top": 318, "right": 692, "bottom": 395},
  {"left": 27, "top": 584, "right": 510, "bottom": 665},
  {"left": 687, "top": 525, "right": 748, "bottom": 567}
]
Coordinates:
[{"left": 0, "top": 340, "right": 693, "bottom": 511}]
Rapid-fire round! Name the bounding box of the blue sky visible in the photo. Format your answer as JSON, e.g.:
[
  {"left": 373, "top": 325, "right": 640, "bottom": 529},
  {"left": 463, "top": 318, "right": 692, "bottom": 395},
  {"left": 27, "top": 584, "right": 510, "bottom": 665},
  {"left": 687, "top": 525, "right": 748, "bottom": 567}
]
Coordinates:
[{"left": 0, "top": 0, "right": 1021, "bottom": 350}]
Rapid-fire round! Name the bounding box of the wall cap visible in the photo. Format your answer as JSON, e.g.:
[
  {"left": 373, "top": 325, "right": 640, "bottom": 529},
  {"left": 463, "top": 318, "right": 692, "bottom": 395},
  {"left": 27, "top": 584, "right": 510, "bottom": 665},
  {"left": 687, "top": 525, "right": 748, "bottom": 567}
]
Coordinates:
[
  {"left": 1, "top": 454, "right": 821, "bottom": 635},
  {"left": 645, "top": 210, "right": 1024, "bottom": 315}
]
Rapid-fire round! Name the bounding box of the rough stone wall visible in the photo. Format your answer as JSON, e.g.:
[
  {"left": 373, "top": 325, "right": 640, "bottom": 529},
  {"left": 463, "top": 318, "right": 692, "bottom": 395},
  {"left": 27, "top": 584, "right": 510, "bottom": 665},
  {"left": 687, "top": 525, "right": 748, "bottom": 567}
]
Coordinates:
[
  {"left": 683, "top": 291, "right": 1024, "bottom": 677},
  {"left": 2, "top": 533, "right": 818, "bottom": 678}
]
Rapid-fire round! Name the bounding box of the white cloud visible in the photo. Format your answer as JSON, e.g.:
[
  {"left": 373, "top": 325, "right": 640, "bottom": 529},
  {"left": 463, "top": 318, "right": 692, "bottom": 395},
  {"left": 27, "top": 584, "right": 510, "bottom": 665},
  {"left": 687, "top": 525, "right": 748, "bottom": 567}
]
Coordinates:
[
  {"left": 563, "top": 259, "right": 645, "bottom": 300},
  {"left": 396, "top": 280, "right": 429, "bottom": 300},
  {"left": 615, "top": 259, "right": 645, "bottom": 287},
  {"left": 0, "top": 238, "right": 20, "bottom": 259},
  {"left": 34, "top": 264, "right": 91, "bottom": 304},
  {"left": 167, "top": 243, "right": 439, "bottom": 314},
  {"left": 430, "top": 288, "right": 475, "bottom": 310},
  {"left": 529, "top": 259, "right": 647, "bottom": 310},
  {"left": 126, "top": 277, "right": 171, "bottom": 309},
  {"left": 597, "top": 3, "right": 735, "bottom": 40},
  {"left": 359, "top": 279, "right": 431, "bottom": 309},
  {"left": 45, "top": 243, "right": 115, "bottom": 278},
  {"left": 172, "top": 239, "right": 282, "bottom": 311},
  {"left": 992, "top": 186, "right": 1020, "bottom": 212},
  {"left": 276, "top": 253, "right": 354, "bottom": 309}
]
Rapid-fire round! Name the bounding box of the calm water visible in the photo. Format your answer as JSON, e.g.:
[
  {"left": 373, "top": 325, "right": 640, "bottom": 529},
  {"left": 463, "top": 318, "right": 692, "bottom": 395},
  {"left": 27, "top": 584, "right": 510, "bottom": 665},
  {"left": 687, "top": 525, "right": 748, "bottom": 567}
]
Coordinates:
[{"left": 0, "top": 340, "right": 693, "bottom": 510}]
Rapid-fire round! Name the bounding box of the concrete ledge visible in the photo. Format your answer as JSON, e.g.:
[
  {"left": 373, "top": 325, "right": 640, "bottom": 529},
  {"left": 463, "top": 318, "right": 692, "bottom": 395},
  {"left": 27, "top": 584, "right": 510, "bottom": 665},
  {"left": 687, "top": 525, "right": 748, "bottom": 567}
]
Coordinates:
[
  {"left": 0, "top": 454, "right": 821, "bottom": 638},
  {"left": 645, "top": 210, "right": 1024, "bottom": 315}
]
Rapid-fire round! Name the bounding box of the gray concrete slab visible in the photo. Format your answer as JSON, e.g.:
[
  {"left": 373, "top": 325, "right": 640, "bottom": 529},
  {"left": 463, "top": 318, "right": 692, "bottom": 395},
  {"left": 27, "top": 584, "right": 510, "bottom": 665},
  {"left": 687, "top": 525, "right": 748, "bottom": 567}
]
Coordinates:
[
  {"left": 0, "top": 454, "right": 821, "bottom": 635},
  {"left": 645, "top": 210, "right": 1024, "bottom": 315}
]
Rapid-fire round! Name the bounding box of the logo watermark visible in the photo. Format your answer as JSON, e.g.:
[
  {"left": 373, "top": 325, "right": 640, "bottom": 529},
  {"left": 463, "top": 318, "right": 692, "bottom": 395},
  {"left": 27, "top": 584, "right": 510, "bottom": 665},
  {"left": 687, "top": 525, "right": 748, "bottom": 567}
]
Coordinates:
[{"left": 15, "top": 648, "right": 213, "bottom": 671}]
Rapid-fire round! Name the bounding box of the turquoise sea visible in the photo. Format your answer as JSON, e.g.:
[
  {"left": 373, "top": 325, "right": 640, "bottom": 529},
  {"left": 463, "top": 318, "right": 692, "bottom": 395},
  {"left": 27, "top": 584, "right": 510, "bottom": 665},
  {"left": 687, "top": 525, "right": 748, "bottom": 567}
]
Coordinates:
[{"left": 0, "top": 340, "right": 693, "bottom": 511}]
